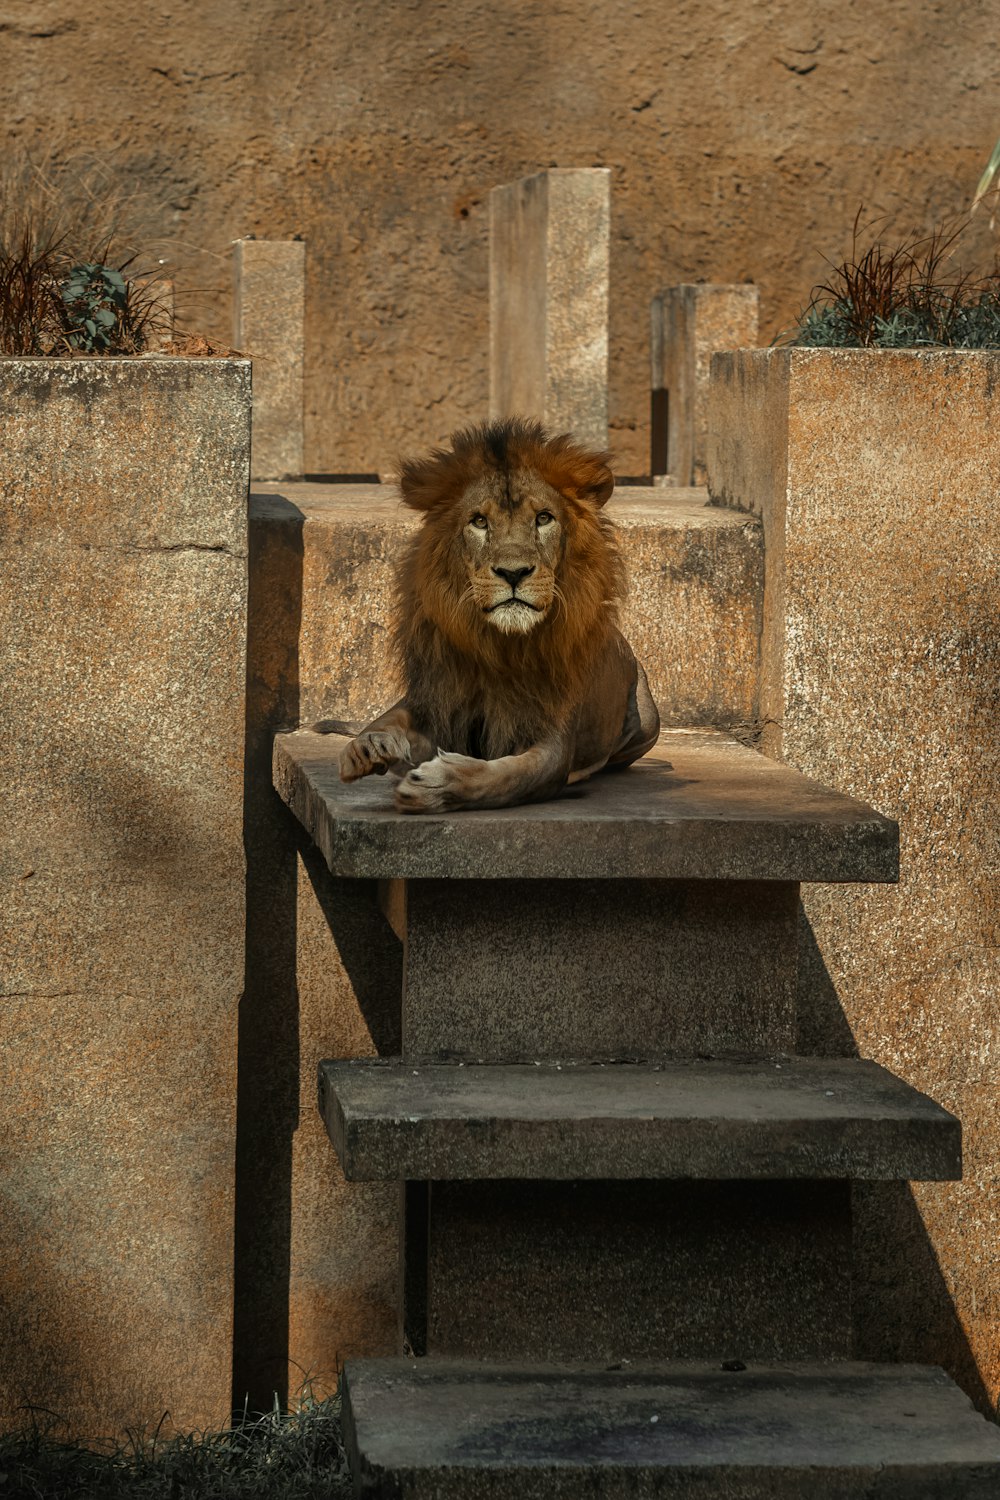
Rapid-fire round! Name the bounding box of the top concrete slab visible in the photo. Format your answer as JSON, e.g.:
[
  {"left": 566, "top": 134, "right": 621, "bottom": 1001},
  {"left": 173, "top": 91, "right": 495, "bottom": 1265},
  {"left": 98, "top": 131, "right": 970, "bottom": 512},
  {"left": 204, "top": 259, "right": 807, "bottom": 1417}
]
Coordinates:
[
  {"left": 251, "top": 480, "right": 738, "bottom": 529},
  {"left": 343, "top": 1359, "right": 1000, "bottom": 1498},
  {"left": 273, "top": 728, "right": 898, "bottom": 883}
]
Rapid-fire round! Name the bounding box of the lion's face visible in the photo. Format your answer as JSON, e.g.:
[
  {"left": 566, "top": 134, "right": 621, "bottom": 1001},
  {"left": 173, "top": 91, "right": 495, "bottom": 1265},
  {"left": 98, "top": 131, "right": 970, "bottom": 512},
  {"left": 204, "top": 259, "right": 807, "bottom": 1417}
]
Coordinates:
[
  {"left": 397, "top": 418, "right": 622, "bottom": 669},
  {"left": 458, "top": 469, "right": 565, "bottom": 635}
]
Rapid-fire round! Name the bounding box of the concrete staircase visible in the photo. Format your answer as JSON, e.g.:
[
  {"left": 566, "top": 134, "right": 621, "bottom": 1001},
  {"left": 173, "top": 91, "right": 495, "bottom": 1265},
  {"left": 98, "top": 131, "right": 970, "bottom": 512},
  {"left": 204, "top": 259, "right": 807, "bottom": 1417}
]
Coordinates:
[{"left": 271, "top": 708, "right": 1000, "bottom": 1494}]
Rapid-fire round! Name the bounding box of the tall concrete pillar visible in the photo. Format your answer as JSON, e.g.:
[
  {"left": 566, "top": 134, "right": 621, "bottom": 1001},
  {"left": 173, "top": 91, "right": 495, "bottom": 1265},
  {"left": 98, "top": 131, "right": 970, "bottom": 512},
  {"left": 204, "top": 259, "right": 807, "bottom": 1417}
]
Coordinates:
[
  {"left": 489, "top": 169, "right": 610, "bottom": 450},
  {"left": 651, "top": 283, "right": 758, "bottom": 485},
  {"left": 233, "top": 237, "right": 306, "bottom": 480}
]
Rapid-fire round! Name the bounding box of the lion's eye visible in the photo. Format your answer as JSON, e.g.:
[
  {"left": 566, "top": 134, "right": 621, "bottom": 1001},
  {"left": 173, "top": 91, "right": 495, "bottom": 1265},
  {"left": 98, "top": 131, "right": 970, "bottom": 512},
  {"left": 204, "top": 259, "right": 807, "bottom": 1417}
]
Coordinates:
[
  {"left": 536, "top": 510, "right": 555, "bottom": 527},
  {"left": 469, "top": 514, "right": 489, "bottom": 530}
]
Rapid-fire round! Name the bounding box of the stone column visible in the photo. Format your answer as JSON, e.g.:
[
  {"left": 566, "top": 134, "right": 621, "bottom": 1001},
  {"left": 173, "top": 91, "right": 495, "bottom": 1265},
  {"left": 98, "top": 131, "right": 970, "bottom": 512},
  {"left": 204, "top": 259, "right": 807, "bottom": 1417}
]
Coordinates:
[
  {"left": 489, "top": 168, "right": 609, "bottom": 450},
  {"left": 651, "top": 283, "right": 758, "bottom": 485},
  {"left": 233, "top": 238, "right": 306, "bottom": 480},
  {"left": 0, "top": 356, "right": 249, "bottom": 1440}
]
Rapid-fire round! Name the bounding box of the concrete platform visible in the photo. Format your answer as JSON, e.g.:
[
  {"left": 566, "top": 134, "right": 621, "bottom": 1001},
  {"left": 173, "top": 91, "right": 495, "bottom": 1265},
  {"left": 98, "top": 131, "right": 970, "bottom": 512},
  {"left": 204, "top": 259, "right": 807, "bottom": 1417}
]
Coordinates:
[
  {"left": 273, "top": 728, "right": 898, "bottom": 883},
  {"left": 318, "top": 1057, "right": 961, "bottom": 1182},
  {"left": 343, "top": 1359, "right": 1000, "bottom": 1498}
]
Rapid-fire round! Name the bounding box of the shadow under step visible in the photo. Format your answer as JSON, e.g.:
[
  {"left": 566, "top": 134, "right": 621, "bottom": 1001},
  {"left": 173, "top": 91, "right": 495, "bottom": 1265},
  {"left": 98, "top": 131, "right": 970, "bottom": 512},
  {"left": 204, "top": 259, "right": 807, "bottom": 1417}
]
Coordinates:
[
  {"left": 319, "top": 1057, "right": 960, "bottom": 1182},
  {"left": 274, "top": 727, "right": 898, "bottom": 883},
  {"left": 343, "top": 1359, "right": 1000, "bottom": 1498}
]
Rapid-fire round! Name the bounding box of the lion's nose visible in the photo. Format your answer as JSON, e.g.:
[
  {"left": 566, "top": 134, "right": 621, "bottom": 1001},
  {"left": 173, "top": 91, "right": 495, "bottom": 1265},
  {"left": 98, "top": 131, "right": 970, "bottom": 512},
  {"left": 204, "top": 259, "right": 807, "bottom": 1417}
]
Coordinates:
[{"left": 493, "top": 565, "right": 535, "bottom": 589}]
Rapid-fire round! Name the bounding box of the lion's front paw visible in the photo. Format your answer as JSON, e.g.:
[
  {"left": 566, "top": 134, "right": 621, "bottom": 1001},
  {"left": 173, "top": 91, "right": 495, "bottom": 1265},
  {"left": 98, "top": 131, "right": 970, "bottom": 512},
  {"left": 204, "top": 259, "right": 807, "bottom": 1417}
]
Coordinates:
[
  {"left": 393, "top": 751, "right": 480, "bottom": 813},
  {"left": 340, "top": 729, "right": 412, "bottom": 783}
]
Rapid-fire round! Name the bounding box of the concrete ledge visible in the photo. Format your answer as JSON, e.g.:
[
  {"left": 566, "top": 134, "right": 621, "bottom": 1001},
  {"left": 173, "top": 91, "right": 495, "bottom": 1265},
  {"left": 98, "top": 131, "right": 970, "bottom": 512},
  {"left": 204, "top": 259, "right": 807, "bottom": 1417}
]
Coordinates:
[
  {"left": 318, "top": 1057, "right": 960, "bottom": 1182},
  {"left": 273, "top": 728, "right": 899, "bottom": 883},
  {"left": 344, "top": 1359, "right": 1000, "bottom": 1498}
]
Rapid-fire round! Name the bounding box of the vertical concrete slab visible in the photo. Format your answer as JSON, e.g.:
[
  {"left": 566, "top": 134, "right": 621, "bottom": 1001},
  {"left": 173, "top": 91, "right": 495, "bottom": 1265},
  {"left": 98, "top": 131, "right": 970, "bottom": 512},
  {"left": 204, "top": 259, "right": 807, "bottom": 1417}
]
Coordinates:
[
  {"left": 708, "top": 346, "right": 1000, "bottom": 1410},
  {"left": 651, "top": 283, "right": 758, "bottom": 485},
  {"left": 233, "top": 238, "right": 305, "bottom": 480},
  {"left": 0, "top": 357, "right": 249, "bottom": 1438},
  {"left": 402, "top": 879, "right": 799, "bottom": 1061},
  {"left": 489, "top": 168, "right": 610, "bottom": 449}
]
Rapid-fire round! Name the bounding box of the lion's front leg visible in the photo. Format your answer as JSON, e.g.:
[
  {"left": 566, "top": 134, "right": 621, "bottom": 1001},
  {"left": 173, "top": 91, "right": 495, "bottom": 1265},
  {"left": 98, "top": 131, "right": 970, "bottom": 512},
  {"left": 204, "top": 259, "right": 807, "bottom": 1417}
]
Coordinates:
[
  {"left": 394, "top": 738, "right": 570, "bottom": 814},
  {"left": 340, "top": 701, "right": 435, "bottom": 783}
]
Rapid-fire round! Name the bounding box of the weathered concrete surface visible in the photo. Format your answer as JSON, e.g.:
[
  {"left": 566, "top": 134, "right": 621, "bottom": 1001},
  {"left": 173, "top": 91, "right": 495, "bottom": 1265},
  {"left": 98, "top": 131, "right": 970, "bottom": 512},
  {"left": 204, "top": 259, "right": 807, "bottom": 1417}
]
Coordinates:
[
  {"left": 401, "top": 879, "right": 800, "bottom": 1059},
  {"left": 237, "top": 492, "right": 399, "bottom": 1411},
  {"left": 708, "top": 348, "right": 1000, "bottom": 1409},
  {"left": 251, "top": 482, "right": 764, "bottom": 732},
  {"left": 0, "top": 358, "right": 249, "bottom": 1437},
  {"left": 426, "top": 1180, "right": 851, "bottom": 1361},
  {"left": 651, "top": 284, "right": 759, "bottom": 485},
  {"left": 489, "top": 169, "right": 609, "bottom": 449},
  {"left": 319, "top": 1057, "right": 961, "bottom": 1182},
  {"left": 233, "top": 238, "right": 305, "bottom": 479},
  {"left": 6, "top": 4, "right": 997, "bottom": 476},
  {"left": 273, "top": 728, "right": 898, "bottom": 883},
  {"left": 344, "top": 1360, "right": 1000, "bottom": 1498}
]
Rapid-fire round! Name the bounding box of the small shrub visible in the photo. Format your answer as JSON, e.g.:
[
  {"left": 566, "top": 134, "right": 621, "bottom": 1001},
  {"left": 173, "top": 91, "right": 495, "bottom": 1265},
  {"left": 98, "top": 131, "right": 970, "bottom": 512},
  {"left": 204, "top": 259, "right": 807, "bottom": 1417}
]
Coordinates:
[{"left": 785, "top": 210, "right": 1000, "bottom": 350}]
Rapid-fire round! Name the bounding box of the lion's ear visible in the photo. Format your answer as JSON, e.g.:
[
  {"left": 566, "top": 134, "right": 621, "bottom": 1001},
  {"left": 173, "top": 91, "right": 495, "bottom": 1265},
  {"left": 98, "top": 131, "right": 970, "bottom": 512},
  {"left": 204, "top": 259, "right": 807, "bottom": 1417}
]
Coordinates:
[
  {"left": 398, "top": 453, "right": 452, "bottom": 512},
  {"left": 576, "top": 463, "right": 615, "bottom": 508}
]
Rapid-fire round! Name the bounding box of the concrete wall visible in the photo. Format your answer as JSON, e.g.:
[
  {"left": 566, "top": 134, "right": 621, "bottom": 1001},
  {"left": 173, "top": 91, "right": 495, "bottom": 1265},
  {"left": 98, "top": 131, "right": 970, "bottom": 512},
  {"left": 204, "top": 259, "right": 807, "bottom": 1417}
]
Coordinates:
[
  {"left": 3, "top": 2, "right": 998, "bottom": 476},
  {"left": 709, "top": 347, "right": 1000, "bottom": 1412},
  {"left": 0, "top": 359, "right": 249, "bottom": 1437}
]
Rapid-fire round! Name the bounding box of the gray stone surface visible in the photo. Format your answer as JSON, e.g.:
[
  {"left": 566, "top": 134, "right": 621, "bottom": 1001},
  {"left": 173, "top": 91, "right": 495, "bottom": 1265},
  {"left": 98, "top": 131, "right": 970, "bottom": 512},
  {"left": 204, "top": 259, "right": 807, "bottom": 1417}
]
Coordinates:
[
  {"left": 651, "top": 283, "right": 759, "bottom": 485},
  {"left": 401, "top": 878, "right": 798, "bottom": 1059},
  {"left": 489, "top": 168, "right": 610, "bottom": 450},
  {"left": 250, "top": 482, "right": 764, "bottom": 732},
  {"left": 233, "top": 238, "right": 305, "bottom": 479},
  {"left": 425, "top": 1180, "right": 851, "bottom": 1362},
  {"left": 0, "top": 357, "right": 249, "bottom": 1438},
  {"left": 318, "top": 1057, "right": 961, "bottom": 1182},
  {"left": 273, "top": 728, "right": 899, "bottom": 883},
  {"left": 708, "top": 346, "right": 1000, "bottom": 1406},
  {"left": 343, "top": 1360, "right": 1000, "bottom": 1498}
]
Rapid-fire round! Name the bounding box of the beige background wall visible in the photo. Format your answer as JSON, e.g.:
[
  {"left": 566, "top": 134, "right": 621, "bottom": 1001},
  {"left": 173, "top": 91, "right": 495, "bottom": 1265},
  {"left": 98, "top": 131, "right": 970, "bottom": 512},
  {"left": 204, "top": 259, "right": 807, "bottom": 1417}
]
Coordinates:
[{"left": 4, "top": 0, "right": 999, "bottom": 475}]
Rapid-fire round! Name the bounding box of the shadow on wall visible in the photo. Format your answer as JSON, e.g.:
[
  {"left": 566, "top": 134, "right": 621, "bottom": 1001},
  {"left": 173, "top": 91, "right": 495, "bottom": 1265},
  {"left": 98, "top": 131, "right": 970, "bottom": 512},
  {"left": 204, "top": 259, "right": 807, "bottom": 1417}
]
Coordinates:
[
  {"left": 233, "top": 497, "right": 304, "bottom": 1415},
  {"left": 798, "top": 907, "right": 992, "bottom": 1416}
]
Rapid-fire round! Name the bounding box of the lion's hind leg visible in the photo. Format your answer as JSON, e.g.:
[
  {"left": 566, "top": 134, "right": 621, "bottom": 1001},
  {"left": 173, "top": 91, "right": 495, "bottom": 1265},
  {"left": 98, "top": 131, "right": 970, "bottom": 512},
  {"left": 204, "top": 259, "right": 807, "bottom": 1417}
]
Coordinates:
[{"left": 607, "top": 661, "right": 661, "bottom": 769}]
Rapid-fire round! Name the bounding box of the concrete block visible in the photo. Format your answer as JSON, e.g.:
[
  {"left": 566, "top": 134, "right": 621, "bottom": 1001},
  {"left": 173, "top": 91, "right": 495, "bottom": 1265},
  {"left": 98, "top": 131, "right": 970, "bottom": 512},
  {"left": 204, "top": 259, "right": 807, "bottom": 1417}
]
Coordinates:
[
  {"left": 0, "top": 357, "right": 249, "bottom": 1438},
  {"left": 318, "top": 1057, "right": 962, "bottom": 1182},
  {"left": 489, "top": 169, "right": 609, "bottom": 449},
  {"left": 400, "top": 878, "right": 799, "bottom": 1059},
  {"left": 424, "top": 1180, "right": 851, "bottom": 1361},
  {"left": 344, "top": 1360, "right": 1000, "bottom": 1498},
  {"left": 251, "top": 481, "right": 764, "bottom": 732},
  {"left": 651, "top": 283, "right": 758, "bottom": 485},
  {"left": 708, "top": 346, "right": 1000, "bottom": 1407},
  {"left": 233, "top": 238, "right": 305, "bottom": 480},
  {"left": 272, "top": 728, "right": 899, "bottom": 884}
]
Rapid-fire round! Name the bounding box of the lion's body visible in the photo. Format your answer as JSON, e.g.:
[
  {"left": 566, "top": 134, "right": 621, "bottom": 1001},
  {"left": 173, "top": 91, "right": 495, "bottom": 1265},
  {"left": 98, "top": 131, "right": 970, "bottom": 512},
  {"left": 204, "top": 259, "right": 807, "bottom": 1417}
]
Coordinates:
[{"left": 339, "top": 419, "right": 660, "bottom": 812}]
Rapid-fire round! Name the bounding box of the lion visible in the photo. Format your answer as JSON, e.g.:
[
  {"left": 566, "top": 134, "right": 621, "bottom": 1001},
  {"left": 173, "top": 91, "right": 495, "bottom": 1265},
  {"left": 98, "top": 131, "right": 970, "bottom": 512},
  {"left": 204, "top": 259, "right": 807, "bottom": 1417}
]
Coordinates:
[{"left": 338, "top": 417, "right": 660, "bottom": 813}]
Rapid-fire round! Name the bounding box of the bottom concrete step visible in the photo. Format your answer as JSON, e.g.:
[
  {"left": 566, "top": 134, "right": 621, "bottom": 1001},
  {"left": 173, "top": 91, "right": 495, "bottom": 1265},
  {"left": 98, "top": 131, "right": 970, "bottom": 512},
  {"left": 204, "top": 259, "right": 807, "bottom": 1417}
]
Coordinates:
[{"left": 343, "top": 1359, "right": 1000, "bottom": 1498}]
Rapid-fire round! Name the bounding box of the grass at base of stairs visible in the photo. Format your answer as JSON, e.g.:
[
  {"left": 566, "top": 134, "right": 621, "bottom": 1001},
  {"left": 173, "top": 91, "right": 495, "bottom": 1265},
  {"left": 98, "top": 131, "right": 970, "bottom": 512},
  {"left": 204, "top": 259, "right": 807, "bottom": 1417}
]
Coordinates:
[{"left": 0, "top": 1393, "right": 351, "bottom": 1499}]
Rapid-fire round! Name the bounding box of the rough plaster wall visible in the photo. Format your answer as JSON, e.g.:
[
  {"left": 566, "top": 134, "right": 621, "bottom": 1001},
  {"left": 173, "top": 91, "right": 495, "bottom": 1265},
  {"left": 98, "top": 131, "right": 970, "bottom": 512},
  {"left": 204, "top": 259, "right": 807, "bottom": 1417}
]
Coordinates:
[{"left": 4, "top": 1, "right": 1000, "bottom": 474}]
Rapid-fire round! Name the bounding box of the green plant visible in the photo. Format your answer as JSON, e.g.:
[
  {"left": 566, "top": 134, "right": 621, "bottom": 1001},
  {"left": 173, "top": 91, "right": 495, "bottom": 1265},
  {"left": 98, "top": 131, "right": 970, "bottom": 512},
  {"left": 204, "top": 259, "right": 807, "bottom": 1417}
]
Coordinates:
[
  {"left": 60, "top": 262, "right": 128, "bottom": 351},
  {"left": 784, "top": 210, "right": 1000, "bottom": 349}
]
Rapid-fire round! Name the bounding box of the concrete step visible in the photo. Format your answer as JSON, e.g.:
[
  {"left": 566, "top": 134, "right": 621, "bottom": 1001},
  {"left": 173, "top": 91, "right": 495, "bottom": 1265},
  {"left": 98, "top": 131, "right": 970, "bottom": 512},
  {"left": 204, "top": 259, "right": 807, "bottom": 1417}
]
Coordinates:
[
  {"left": 273, "top": 726, "right": 898, "bottom": 883},
  {"left": 343, "top": 1359, "right": 1000, "bottom": 1498},
  {"left": 249, "top": 482, "right": 763, "bottom": 732},
  {"left": 318, "top": 1057, "right": 960, "bottom": 1182}
]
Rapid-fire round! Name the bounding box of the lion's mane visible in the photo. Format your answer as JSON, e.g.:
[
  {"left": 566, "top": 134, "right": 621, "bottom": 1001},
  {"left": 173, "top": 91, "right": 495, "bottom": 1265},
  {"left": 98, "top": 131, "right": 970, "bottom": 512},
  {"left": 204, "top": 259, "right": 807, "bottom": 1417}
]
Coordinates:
[{"left": 392, "top": 418, "right": 627, "bottom": 761}]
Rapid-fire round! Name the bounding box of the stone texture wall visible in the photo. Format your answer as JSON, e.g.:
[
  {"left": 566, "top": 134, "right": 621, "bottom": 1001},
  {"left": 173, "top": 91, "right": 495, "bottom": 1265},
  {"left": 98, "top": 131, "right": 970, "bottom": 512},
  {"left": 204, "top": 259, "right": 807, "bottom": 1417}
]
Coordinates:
[
  {"left": 0, "top": 359, "right": 249, "bottom": 1437},
  {"left": 709, "top": 347, "right": 1000, "bottom": 1412},
  {"left": 3, "top": 2, "right": 997, "bottom": 476}
]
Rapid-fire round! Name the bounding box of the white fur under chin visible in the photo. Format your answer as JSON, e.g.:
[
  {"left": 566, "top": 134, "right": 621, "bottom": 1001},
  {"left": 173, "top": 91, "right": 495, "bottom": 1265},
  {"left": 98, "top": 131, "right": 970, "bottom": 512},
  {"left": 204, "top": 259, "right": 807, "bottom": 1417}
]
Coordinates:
[{"left": 488, "top": 602, "right": 544, "bottom": 634}]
